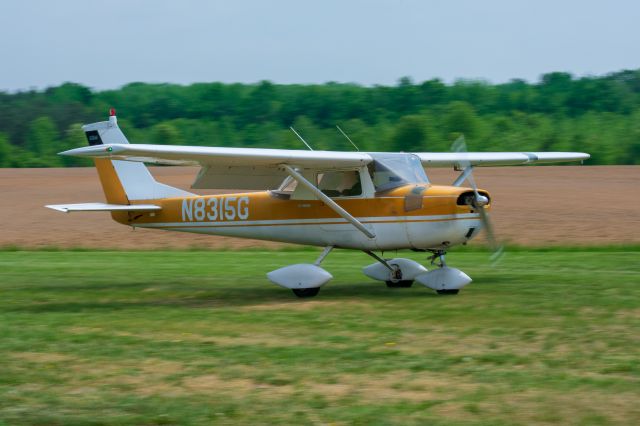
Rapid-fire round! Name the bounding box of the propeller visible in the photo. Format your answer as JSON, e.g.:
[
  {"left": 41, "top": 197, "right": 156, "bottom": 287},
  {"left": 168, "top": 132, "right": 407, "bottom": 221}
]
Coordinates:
[{"left": 451, "top": 136, "right": 504, "bottom": 263}]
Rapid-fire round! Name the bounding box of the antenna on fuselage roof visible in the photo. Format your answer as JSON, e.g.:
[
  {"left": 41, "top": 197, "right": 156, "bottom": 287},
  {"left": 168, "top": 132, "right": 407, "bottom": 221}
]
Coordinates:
[
  {"left": 336, "top": 125, "right": 360, "bottom": 151},
  {"left": 289, "top": 127, "right": 314, "bottom": 151}
]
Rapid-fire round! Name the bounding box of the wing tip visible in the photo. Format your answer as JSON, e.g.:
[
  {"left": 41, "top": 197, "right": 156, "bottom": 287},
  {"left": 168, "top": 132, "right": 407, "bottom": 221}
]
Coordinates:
[{"left": 45, "top": 205, "right": 70, "bottom": 213}]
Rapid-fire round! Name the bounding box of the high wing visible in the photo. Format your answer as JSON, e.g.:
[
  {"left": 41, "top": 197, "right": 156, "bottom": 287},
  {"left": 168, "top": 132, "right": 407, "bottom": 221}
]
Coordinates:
[
  {"left": 60, "top": 143, "right": 589, "bottom": 190},
  {"left": 61, "top": 144, "right": 589, "bottom": 168},
  {"left": 416, "top": 151, "right": 589, "bottom": 167}
]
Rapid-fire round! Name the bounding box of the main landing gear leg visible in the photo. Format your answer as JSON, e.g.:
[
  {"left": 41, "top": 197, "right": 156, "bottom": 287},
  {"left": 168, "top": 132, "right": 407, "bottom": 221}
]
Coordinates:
[
  {"left": 290, "top": 246, "right": 333, "bottom": 298},
  {"left": 267, "top": 246, "right": 334, "bottom": 298},
  {"left": 363, "top": 251, "right": 415, "bottom": 288},
  {"left": 363, "top": 250, "right": 472, "bottom": 294}
]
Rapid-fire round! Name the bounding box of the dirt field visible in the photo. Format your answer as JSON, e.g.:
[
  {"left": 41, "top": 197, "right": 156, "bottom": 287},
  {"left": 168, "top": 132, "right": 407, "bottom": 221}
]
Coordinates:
[{"left": 0, "top": 166, "right": 638, "bottom": 249}]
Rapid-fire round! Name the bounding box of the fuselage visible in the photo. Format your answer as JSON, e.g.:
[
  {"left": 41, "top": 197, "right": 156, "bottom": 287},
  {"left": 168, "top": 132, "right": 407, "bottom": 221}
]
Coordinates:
[{"left": 113, "top": 184, "right": 489, "bottom": 251}]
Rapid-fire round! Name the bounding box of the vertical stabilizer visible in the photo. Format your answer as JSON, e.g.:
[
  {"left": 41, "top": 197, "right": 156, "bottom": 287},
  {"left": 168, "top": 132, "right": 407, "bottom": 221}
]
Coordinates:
[{"left": 82, "top": 109, "right": 192, "bottom": 203}]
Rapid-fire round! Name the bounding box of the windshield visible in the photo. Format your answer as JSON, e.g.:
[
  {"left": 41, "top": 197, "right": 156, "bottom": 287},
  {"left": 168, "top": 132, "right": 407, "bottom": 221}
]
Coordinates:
[{"left": 369, "top": 153, "right": 429, "bottom": 192}]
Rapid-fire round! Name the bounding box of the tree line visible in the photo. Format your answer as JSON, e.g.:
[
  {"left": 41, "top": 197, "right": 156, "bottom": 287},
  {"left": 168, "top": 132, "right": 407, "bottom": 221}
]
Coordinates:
[{"left": 1, "top": 69, "right": 639, "bottom": 167}]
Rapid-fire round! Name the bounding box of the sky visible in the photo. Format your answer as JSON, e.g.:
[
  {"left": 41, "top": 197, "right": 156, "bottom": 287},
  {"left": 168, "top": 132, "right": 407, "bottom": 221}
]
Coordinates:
[{"left": 1, "top": 0, "right": 639, "bottom": 91}]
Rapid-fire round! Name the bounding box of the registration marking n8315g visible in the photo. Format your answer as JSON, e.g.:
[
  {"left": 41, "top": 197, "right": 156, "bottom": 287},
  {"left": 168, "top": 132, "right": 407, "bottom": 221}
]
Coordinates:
[{"left": 181, "top": 196, "right": 249, "bottom": 222}]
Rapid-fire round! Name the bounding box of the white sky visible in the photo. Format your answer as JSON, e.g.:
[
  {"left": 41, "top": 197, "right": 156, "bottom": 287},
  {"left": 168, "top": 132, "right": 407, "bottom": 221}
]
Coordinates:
[{"left": 1, "top": 0, "right": 638, "bottom": 91}]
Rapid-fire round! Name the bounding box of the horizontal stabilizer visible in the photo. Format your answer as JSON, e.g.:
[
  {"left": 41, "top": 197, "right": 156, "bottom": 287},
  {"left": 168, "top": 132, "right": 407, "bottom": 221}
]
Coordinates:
[{"left": 45, "top": 203, "right": 161, "bottom": 213}]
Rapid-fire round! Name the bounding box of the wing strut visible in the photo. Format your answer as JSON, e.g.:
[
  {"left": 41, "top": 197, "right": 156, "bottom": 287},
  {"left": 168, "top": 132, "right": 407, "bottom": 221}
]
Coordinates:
[
  {"left": 452, "top": 165, "right": 474, "bottom": 187},
  {"left": 281, "top": 164, "right": 376, "bottom": 239}
]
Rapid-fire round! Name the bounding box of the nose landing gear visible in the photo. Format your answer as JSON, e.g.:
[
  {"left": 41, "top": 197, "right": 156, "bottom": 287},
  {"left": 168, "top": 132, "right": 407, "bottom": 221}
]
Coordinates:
[
  {"left": 428, "top": 250, "right": 448, "bottom": 268},
  {"left": 414, "top": 250, "right": 472, "bottom": 294},
  {"left": 428, "top": 251, "right": 459, "bottom": 294}
]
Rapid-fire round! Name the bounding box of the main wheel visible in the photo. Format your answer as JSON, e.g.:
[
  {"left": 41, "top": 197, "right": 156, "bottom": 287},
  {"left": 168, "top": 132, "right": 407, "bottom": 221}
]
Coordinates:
[
  {"left": 386, "top": 280, "right": 414, "bottom": 288},
  {"left": 292, "top": 287, "right": 320, "bottom": 298},
  {"left": 436, "top": 289, "right": 459, "bottom": 295}
]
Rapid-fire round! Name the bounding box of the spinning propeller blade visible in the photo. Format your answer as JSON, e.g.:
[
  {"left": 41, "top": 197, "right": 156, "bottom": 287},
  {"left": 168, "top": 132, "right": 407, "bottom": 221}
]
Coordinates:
[{"left": 451, "top": 136, "right": 504, "bottom": 263}]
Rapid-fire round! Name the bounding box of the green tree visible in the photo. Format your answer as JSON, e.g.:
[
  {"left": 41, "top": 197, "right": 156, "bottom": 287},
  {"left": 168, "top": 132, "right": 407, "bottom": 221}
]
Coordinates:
[
  {"left": 0, "top": 133, "right": 11, "bottom": 167},
  {"left": 443, "top": 101, "right": 480, "bottom": 140},
  {"left": 151, "top": 122, "right": 184, "bottom": 145},
  {"left": 419, "top": 79, "right": 447, "bottom": 106},
  {"left": 26, "top": 116, "right": 61, "bottom": 166},
  {"left": 60, "top": 124, "right": 91, "bottom": 167},
  {"left": 392, "top": 115, "right": 428, "bottom": 152},
  {"left": 392, "top": 77, "right": 419, "bottom": 115},
  {"left": 288, "top": 116, "right": 321, "bottom": 149},
  {"left": 45, "top": 82, "right": 92, "bottom": 104},
  {"left": 242, "top": 80, "right": 279, "bottom": 123}
]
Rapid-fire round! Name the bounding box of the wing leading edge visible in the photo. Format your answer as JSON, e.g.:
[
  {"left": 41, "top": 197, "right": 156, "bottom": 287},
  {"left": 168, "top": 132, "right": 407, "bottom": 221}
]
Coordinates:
[
  {"left": 61, "top": 144, "right": 589, "bottom": 168},
  {"left": 60, "top": 144, "right": 589, "bottom": 191}
]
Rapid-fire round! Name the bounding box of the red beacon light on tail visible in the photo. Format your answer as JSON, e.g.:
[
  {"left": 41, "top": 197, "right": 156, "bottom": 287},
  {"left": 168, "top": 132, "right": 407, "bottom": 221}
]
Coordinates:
[{"left": 108, "top": 108, "right": 118, "bottom": 126}]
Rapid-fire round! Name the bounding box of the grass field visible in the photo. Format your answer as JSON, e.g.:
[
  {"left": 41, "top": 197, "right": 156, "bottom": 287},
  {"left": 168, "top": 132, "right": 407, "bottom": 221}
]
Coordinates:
[{"left": 1, "top": 248, "right": 639, "bottom": 425}]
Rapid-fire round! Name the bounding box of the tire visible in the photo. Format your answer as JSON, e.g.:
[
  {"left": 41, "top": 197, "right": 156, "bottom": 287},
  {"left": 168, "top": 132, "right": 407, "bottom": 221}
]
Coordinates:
[
  {"left": 436, "top": 289, "right": 459, "bottom": 295},
  {"left": 292, "top": 287, "right": 320, "bottom": 298},
  {"left": 385, "top": 280, "right": 414, "bottom": 288}
]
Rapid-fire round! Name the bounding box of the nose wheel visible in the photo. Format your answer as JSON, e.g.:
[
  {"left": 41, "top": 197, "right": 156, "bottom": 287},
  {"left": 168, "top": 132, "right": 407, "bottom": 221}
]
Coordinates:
[
  {"left": 436, "top": 289, "right": 460, "bottom": 295},
  {"left": 417, "top": 249, "right": 470, "bottom": 295},
  {"left": 292, "top": 287, "right": 321, "bottom": 298}
]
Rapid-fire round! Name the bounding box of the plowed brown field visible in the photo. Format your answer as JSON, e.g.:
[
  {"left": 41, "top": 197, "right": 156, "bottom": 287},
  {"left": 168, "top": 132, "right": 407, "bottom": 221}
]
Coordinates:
[{"left": 1, "top": 166, "right": 638, "bottom": 249}]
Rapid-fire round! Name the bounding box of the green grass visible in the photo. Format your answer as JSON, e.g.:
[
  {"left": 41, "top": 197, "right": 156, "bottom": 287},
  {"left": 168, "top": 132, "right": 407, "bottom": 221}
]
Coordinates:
[{"left": 1, "top": 249, "right": 639, "bottom": 425}]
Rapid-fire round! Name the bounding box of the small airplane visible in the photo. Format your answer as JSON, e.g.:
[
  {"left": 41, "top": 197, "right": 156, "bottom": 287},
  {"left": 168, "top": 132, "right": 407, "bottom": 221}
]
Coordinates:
[{"left": 47, "top": 109, "right": 589, "bottom": 297}]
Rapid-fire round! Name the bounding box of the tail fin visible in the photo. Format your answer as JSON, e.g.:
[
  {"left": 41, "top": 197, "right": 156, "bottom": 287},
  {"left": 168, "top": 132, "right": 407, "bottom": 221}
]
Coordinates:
[{"left": 82, "top": 109, "right": 192, "bottom": 203}]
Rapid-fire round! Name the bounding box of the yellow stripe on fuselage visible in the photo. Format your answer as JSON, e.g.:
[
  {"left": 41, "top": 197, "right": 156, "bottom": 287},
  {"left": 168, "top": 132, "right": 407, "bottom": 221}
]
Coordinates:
[{"left": 120, "top": 184, "right": 486, "bottom": 229}]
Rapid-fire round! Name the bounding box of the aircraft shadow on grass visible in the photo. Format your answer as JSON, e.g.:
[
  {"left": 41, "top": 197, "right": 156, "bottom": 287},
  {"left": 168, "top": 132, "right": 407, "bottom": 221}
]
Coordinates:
[{"left": 8, "top": 280, "right": 456, "bottom": 313}]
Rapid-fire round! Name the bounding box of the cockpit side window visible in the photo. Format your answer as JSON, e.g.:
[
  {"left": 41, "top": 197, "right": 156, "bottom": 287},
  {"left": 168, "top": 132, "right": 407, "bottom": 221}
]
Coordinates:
[{"left": 317, "top": 170, "right": 362, "bottom": 197}]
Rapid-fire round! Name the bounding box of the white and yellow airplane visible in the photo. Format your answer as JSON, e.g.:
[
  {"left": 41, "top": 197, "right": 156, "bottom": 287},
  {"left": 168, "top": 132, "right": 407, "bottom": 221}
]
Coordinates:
[{"left": 47, "top": 110, "right": 589, "bottom": 297}]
